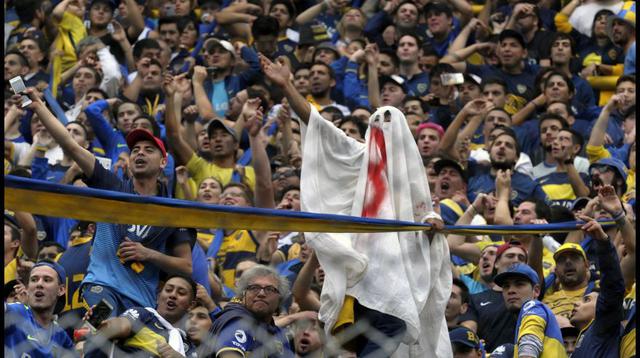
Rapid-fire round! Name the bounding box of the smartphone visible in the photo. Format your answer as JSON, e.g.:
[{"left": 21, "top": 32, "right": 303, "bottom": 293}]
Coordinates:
[
  {"left": 87, "top": 299, "right": 114, "bottom": 330},
  {"left": 206, "top": 67, "right": 220, "bottom": 76},
  {"left": 9, "top": 76, "right": 32, "bottom": 108},
  {"left": 440, "top": 73, "right": 465, "bottom": 86}
]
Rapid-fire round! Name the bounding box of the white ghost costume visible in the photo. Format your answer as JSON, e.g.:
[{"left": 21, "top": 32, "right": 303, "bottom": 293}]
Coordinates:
[{"left": 300, "top": 106, "right": 453, "bottom": 357}]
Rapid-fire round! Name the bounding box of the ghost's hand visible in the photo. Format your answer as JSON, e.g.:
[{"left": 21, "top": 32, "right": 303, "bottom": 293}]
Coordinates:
[{"left": 424, "top": 217, "right": 444, "bottom": 232}]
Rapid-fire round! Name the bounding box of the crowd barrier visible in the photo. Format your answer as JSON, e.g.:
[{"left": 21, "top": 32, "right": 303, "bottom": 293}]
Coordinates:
[{"left": 5, "top": 175, "right": 615, "bottom": 235}]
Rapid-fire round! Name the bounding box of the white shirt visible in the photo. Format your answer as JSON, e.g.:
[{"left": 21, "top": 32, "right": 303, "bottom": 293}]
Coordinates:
[
  {"left": 569, "top": 1, "right": 623, "bottom": 37},
  {"left": 532, "top": 156, "right": 590, "bottom": 180}
]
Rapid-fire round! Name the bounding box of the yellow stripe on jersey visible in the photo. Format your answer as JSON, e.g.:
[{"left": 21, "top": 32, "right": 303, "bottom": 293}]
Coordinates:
[
  {"left": 218, "top": 230, "right": 259, "bottom": 287},
  {"left": 124, "top": 326, "right": 167, "bottom": 356},
  {"left": 620, "top": 327, "right": 635, "bottom": 358},
  {"left": 541, "top": 183, "right": 577, "bottom": 201},
  {"left": 517, "top": 315, "right": 568, "bottom": 358},
  {"left": 441, "top": 199, "right": 465, "bottom": 217}
]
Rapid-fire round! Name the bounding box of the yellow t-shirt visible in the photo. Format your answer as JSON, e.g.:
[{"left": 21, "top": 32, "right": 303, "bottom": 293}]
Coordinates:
[
  {"left": 542, "top": 286, "right": 588, "bottom": 319},
  {"left": 186, "top": 153, "right": 256, "bottom": 192}
]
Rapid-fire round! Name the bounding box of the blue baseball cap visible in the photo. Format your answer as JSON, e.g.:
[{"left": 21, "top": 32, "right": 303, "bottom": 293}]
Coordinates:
[
  {"left": 449, "top": 326, "right": 481, "bottom": 349},
  {"left": 493, "top": 263, "right": 539, "bottom": 287},
  {"left": 31, "top": 261, "right": 67, "bottom": 285},
  {"left": 589, "top": 157, "right": 628, "bottom": 192}
]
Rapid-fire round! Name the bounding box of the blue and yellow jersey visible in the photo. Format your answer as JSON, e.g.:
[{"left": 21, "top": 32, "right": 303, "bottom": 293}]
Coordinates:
[
  {"left": 216, "top": 229, "right": 259, "bottom": 288},
  {"left": 439, "top": 198, "right": 467, "bottom": 225},
  {"left": 514, "top": 299, "right": 567, "bottom": 358},
  {"left": 196, "top": 229, "right": 215, "bottom": 251},
  {"left": 119, "top": 306, "right": 194, "bottom": 356},
  {"left": 621, "top": 302, "right": 635, "bottom": 358},
  {"left": 57, "top": 235, "right": 92, "bottom": 317},
  {"left": 542, "top": 286, "right": 587, "bottom": 319},
  {"left": 536, "top": 171, "right": 590, "bottom": 209}
]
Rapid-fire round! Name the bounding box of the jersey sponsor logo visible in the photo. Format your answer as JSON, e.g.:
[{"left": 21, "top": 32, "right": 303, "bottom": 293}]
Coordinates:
[
  {"left": 510, "top": 190, "right": 518, "bottom": 201},
  {"left": 234, "top": 329, "right": 247, "bottom": 344},
  {"left": 516, "top": 84, "right": 527, "bottom": 94},
  {"left": 127, "top": 225, "right": 151, "bottom": 239},
  {"left": 480, "top": 301, "right": 491, "bottom": 307},
  {"left": 522, "top": 300, "right": 536, "bottom": 312},
  {"left": 124, "top": 308, "right": 140, "bottom": 320},
  {"left": 90, "top": 285, "right": 103, "bottom": 294},
  {"left": 26, "top": 334, "right": 39, "bottom": 342},
  {"left": 37, "top": 231, "right": 47, "bottom": 241},
  {"left": 608, "top": 48, "right": 618, "bottom": 61},
  {"left": 417, "top": 83, "right": 428, "bottom": 94}
]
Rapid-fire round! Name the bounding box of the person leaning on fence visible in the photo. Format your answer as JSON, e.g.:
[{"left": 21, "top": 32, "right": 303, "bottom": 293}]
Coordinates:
[
  {"left": 84, "top": 274, "right": 198, "bottom": 358},
  {"left": 17, "top": 88, "right": 194, "bottom": 318},
  {"left": 5, "top": 260, "right": 77, "bottom": 358},
  {"left": 208, "top": 265, "right": 294, "bottom": 357}
]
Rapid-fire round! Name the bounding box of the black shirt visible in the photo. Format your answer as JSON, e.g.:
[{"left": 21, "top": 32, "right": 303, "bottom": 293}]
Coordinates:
[{"left": 459, "top": 288, "right": 518, "bottom": 352}]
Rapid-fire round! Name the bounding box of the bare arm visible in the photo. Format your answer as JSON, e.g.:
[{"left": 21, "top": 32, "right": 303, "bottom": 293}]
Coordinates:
[
  {"left": 365, "top": 44, "right": 381, "bottom": 110},
  {"left": 247, "top": 105, "right": 275, "bottom": 209},
  {"left": 192, "top": 66, "right": 217, "bottom": 121},
  {"left": 588, "top": 95, "right": 619, "bottom": 148},
  {"left": 295, "top": 1, "right": 328, "bottom": 25},
  {"left": 512, "top": 94, "right": 546, "bottom": 126},
  {"left": 292, "top": 251, "right": 321, "bottom": 311},
  {"left": 95, "top": 317, "right": 132, "bottom": 341},
  {"left": 15, "top": 211, "right": 38, "bottom": 260},
  {"left": 260, "top": 54, "right": 311, "bottom": 125},
  {"left": 51, "top": 0, "right": 71, "bottom": 24},
  {"left": 163, "top": 74, "right": 195, "bottom": 166},
  {"left": 562, "top": 162, "right": 591, "bottom": 197},
  {"left": 494, "top": 169, "right": 514, "bottom": 226}
]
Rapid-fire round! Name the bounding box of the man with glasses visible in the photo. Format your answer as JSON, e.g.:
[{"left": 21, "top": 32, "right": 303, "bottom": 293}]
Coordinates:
[
  {"left": 588, "top": 158, "right": 628, "bottom": 198},
  {"left": 211, "top": 265, "right": 294, "bottom": 357}
]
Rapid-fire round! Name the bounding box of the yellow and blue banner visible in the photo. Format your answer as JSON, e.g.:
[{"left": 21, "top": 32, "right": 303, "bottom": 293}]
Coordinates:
[{"left": 4, "top": 176, "right": 615, "bottom": 235}]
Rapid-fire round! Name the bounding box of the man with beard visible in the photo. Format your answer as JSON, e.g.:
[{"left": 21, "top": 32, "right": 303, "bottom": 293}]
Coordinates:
[
  {"left": 85, "top": 275, "right": 198, "bottom": 357},
  {"left": 211, "top": 265, "right": 294, "bottom": 357},
  {"left": 19, "top": 88, "right": 194, "bottom": 317},
  {"left": 493, "top": 263, "right": 567, "bottom": 357},
  {"left": 261, "top": 53, "right": 452, "bottom": 356},
  {"left": 608, "top": 2, "right": 635, "bottom": 67},
  {"left": 306, "top": 62, "right": 350, "bottom": 116},
  {"left": 467, "top": 128, "right": 547, "bottom": 206},
  {"left": 5, "top": 260, "right": 75, "bottom": 357},
  {"left": 568, "top": 196, "right": 626, "bottom": 358},
  {"left": 535, "top": 128, "right": 591, "bottom": 208}
]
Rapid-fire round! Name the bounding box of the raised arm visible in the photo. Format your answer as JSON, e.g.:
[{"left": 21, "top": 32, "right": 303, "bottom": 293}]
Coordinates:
[
  {"left": 260, "top": 54, "right": 311, "bottom": 125},
  {"left": 446, "top": 194, "right": 490, "bottom": 263},
  {"left": 191, "top": 66, "right": 217, "bottom": 121},
  {"left": 21, "top": 90, "right": 96, "bottom": 176},
  {"left": 365, "top": 43, "right": 381, "bottom": 110},
  {"left": 121, "top": 0, "right": 145, "bottom": 40},
  {"left": 588, "top": 94, "right": 620, "bottom": 148},
  {"left": 441, "top": 99, "right": 493, "bottom": 152},
  {"left": 292, "top": 251, "right": 322, "bottom": 311},
  {"left": 246, "top": 105, "right": 275, "bottom": 209},
  {"left": 14, "top": 211, "right": 38, "bottom": 261},
  {"left": 164, "top": 74, "right": 196, "bottom": 166},
  {"left": 494, "top": 169, "right": 514, "bottom": 226}
]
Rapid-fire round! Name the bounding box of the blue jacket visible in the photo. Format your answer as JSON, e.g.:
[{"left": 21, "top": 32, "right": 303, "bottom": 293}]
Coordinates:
[
  {"left": 203, "top": 46, "right": 261, "bottom": 101},
  {"left": 572, "top": 239, "right": 625, "bottom": 358}
]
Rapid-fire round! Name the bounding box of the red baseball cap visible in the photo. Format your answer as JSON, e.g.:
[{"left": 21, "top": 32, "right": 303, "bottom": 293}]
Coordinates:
[
  {"left": 496, "top": 241, "right": 528, "bottom": 261},
  {"left": 126, "top": 129, "right": 167, "bottom": 158}
]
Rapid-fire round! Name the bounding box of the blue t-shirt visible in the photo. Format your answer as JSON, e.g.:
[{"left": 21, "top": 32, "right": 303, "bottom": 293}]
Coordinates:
[
  {"left": 5, "top": 303, "right": 77, "bottom": 358},
  {"left": 211, "top": 80, "right": 229, "bottom": 118},
  {"left": 81, "top": 159, "right": 193, "bottom": 308},
  {"left": 468, "top": 171, "right": 548, "bottom": 206},
  {"left": 212, "top": 303, "right": 294, "bottom": 357}
]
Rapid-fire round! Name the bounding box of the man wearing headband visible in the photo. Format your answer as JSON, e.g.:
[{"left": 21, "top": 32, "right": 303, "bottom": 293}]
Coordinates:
[{"left": 5, "top": 260, "right": 76, "bottom": 357}]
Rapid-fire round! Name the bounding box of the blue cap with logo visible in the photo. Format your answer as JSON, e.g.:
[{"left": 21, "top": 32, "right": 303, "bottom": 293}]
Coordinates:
[
  {"left": 449, "top": 326, "right": 481, "bottom": 349},
  {"left": 493, "top": 263, "right": 539, "bottom": 287}
]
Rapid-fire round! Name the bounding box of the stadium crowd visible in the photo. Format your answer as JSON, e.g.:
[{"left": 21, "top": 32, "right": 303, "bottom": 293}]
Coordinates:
[{"left": 3, "top": 0, "right": 636, "bottom": 355}]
